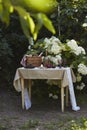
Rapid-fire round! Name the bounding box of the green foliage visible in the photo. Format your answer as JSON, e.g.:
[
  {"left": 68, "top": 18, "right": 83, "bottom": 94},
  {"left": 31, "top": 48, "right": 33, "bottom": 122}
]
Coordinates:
[
  {"left": 14, "top": 6, "right": 35, "bottom": 39},
  {"left": 0, "top": 0, "right": 58, "bottom": 40},
  {"left": 11, "top": 0, "right": 58, "bottom": 14},
  {"left": 0, "top": 18, "right": 28, "bottom": 87},
  {"left": 26, "top": 38, "right": 45, "bottom": 55},
  {"left": 53, "top": 0, "right": 87, "bottom": 41},
  {"left": 21, "top": 117, "right": 87, "bottom": 130},
  {"left": 0, "top": 0, "right": 87, "bottom": 93},
  {"left": 0, "top": 0, "right": 14, "bottom": 25},
  {"left": 32, "top": 13, "right": 56, "bottom": 40},
  {"left": 0, "top": 35, "right": 13, "bottom": 85},
  {"left": 70, "top": 117, "right": 87, "bottom": 130},
  {"left": 0, "top": 125, "right": 6, "bottom": 130},
  {"left": 22, "top": 119, "right": 39, "bottom": 129}
]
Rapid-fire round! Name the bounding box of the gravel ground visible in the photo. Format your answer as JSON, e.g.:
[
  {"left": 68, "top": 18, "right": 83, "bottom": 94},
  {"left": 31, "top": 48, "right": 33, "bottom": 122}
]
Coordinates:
[{"left": 0, "top": 86, "right": 87, "bottom": 130}]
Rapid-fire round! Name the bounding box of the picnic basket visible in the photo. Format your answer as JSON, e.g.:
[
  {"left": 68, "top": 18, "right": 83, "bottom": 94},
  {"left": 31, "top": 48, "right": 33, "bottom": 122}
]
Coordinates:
[{"left": 26, "top": 55, "right": 42, "bottom": 67}]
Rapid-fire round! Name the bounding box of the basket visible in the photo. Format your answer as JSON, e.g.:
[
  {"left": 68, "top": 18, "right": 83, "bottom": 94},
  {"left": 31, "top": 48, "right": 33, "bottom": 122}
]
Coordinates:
[{"left": 26, "top": 55, "right": 42, "bottom": 67}]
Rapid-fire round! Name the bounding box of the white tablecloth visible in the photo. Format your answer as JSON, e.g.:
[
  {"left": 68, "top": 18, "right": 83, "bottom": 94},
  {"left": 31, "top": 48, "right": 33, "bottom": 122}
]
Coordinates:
[{"left": 13, "top": 67, "right": 80, "bottom": 111}]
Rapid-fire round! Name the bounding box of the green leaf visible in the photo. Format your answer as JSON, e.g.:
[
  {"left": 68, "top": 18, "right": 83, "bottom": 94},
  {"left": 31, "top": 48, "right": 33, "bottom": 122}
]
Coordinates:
[
  {"left": 0, "top": 4, "right": 3, "bottom": 15},
  {"left": 14, "top": 6, "right": 29, "bottom": 19},
  {"left": 15, "top": 6, "right": 35, "bottom": 37},
  {"left": 7, "top": 2, "right": 13, "bottom": 13},
  {"left": 0, "top": 0, "right": 14, "bottom": 25},
  {"left": 33, "top": 22, "right": 42, "bottom": 40},
  {"left": 11, "top": 0, "right": 58, "bottom": 14},
  {"left": 19, "top": 17, "right": 30, "bottom": 39},
  {"left": 3, "top": 0, "right": 14, "bottom": 13},
  {"left": 27, "top": 15, "right": 35, "bottom": 34},
  {"left": 37, "top": 13, "right": 56, "bottom": 34},
  {"left": 15, "top": 6, "right": 30, "bottom": 38},
  {"left": 1, "top": 8, "right": 10, "bottom": 25}
]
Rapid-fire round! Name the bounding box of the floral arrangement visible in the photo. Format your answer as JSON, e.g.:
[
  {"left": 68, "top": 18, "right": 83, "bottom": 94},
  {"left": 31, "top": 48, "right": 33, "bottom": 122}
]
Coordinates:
[
  {"left": 25, "top": 36, "right": 87, "bottom": 99},
  {"left": 43, "top": 36, "right": 86, "bottom": 67},
  {"left": 21, "top": 38, "right": 45, "bottom": 68},
  {"left": 43, "top": 36, "right": 62, "bottom": 67},
  {"left": 41, "top": 36, "right": 87, "bottom": 98}
]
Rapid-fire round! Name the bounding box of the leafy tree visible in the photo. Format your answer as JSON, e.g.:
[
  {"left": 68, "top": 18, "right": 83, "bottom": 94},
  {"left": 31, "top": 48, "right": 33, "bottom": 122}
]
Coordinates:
[
  {"left": 0, "top": 0, "right": 58, "bottom": 40},
  {"left": 0, "top": 0, "right": 58, "bottom": 87},
  {"left": 53, "top": 0, "right": 87, "bottom": 41}
]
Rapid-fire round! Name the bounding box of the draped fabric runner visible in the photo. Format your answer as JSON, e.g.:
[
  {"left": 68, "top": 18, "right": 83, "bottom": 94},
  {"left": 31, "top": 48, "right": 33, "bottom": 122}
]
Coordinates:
[
  {"left": 24, "top": 88, "right": 31, "bottom": 110},
  {"left": 66, "top": 67, "right": 80, "bottom": 111},
  {"left": 13, "top": 67, "right": 80, "bottom": 111}
]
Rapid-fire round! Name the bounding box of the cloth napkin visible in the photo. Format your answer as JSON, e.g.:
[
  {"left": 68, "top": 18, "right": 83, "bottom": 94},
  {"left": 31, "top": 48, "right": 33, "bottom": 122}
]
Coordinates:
[{"left": 20, "top": 55, "right": 26, "bottom": 67}]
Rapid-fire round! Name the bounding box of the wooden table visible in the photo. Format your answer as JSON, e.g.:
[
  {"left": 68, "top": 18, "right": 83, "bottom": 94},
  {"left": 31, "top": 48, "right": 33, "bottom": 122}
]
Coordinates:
[{"left": 13, "top": 67, "right": 76, "bottom": 112}]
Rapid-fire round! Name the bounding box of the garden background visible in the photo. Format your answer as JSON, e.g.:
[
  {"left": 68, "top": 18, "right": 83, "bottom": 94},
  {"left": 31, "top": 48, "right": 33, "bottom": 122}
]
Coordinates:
[
  {"left": 0, "top": 0, "right": 87, "bottom": 129},
  {"left": 0, "top": 0, "right": 87, "bottom": 95}
]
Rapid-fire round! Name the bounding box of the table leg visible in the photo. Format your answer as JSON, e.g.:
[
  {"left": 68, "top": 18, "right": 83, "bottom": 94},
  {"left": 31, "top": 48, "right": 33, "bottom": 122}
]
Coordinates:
[
  {"left": 29, "top": 79, "right": 32, "bottom": 99},
  {"left": 21, "top": 78, "right": 25, "bottom": 109},
  {"left": 61, "top": 83, "right": 64, "bottom": 112}
]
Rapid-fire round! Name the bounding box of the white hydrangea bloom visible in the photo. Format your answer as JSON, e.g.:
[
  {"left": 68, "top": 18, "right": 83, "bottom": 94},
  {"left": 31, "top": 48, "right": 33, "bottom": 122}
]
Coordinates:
[
  {"left": 49, "top": 93, "right": 58, "bottom": 100},
  {"left": 67, "top": 39, "right": 86, "bottom": 55},
  {"left": 81, "top": 82, "right": 85, "bottom": 87},
  {"left": 76, "top": 74, "right": 82, "bottom": 82},
  {"left": 78, "top": 63, "right": 87, "bottom": 75},
  {"left": 76, "top": 85, "right": 80, "bottom": 90},
  {"left": 52, "top": 95, "right": 58, "bottom": 99},
  {"left": 49, "top": 93, "right": 53, "bottom": 98},
  {"left": 46, "top": 54, "right": 62, "bottom": 65},
  {"left": 73, "top": 47, "right": 86, "bottom": 55},
  {"left": 44, "top": 36, "right": 62, "bottom": 55},
  {"left": 51, "top": 42, "right": 61, "bottom": 54},
  {"left": 56, "top": 54, "right": 62, "bottom": 61},
  {"left": 67, "top": 39, "right": 78, "bottom": 50},
  {"left": 28, "top": 45, "right": 31, "bottom": 50},
  {"left": 76, "top": 82, "right": 85, "bottom": 90},
  {"left": 50, "top": 36, "right": 61, "bottom": 44},
  {"left": 73, "top": 48, "right": 81, "bottom": 55},
  {"left": 82, "top": 23, "right": 87, "bottom": 27},
  {"left": 44, "top": 38, "right": 51, "bottom": 48},
  {"left": 78, "top": 47, "right": 86, "bottom": 55},
  {"left": 50, "top": 56, "right": 58, "bottom": 65}
]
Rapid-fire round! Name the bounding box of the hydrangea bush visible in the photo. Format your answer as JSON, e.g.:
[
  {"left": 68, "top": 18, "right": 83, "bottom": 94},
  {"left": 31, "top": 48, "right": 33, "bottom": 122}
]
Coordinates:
[
  {"left": 26, "top": 36, "right": 87, "bottom": 99},
  {"left": 42, "top": 36, "right": 87, "bottom": 98},
  {"left": 43, "top": 36, "right": 62, "bottom": 67},
  {"left": 44, "top": 36, "right": 86, "bottom": 66}
]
